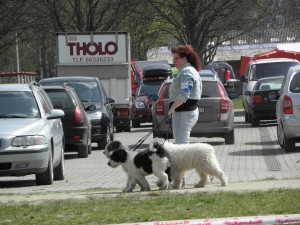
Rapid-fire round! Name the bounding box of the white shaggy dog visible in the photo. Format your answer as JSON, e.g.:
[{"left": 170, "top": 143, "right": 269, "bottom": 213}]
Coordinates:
[
  {"left": 106, "top": 140, "right": 171, "bottom": 193},
  {"left": 150, "top": 139, "right": 228, "bottom": 189}
]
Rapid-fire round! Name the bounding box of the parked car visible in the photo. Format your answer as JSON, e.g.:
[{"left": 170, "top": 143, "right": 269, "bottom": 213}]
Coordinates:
[
  {"left": 39, "top": 76, "right": 115, "bottom": 150},
  {"left": 203, "top": 61, "right": 235, "bottom": 84},
  {"left": 132, "top": 63, "right": 172, "bottom": 127},
  {"left": 42, "top": 85, "right": 92, "bottom": 158},
  {"left": 240, "top": 58, "right": 300, "bottom": 123},
  {"left": 276, "top": 65, "right": 300, "bottom": 152},
  {"left": 0, "top": 82, "right": 65, "bottom": 185},
  {"left": 152, "top": 75, "right": 235, "bottom": 144},
  {"left": 244, "top": 76, "right": 284, "bottom": 127}
]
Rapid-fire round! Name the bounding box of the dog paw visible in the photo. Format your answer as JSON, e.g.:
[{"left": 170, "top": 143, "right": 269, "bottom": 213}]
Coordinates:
[
  {"left": 194, "top": 182, "right": 205, "bottom": 188},
  {"left": 122, "top": 188, "right": 133, "bottom": 193},
  {"left": 156, "top": 180, "right": 163, "bottom": 187}
]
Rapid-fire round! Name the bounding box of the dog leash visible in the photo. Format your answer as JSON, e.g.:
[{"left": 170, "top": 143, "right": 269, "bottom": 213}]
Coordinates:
[{"left": 131, "top": 115, "right": 171, "bottom": 151}]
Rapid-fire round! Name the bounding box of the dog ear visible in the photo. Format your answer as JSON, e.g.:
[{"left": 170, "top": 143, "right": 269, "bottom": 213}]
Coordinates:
[
  {"left": 109, "top": 140, "right": 122, "bottom": 150},
  {"left": 110, "top": 149, "right": 127, "bottom": 163}
]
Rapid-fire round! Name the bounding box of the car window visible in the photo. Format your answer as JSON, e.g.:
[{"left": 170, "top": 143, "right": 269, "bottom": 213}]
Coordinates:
[
  {"left": 255, "top": 77, "right": 284, "bottom": 91},
  {"left": 0, "top": 91, "right": 40, "bottom": 118},
  {"left": 165, "top": 80, "right": 219, "bottom": 98},
  {"left": 138, "top": 84, "right": 161, "bottom": 96},
  {"left": 250, "top": 62, "right": 298, "bottom": 81},
  {"left": 45, "top": 90, "right": 73, "bottom": 109},
  {"left": 201, "top": 81, "right": 220, "bottom": 97},
  {"left": 41, "top": 81, "right": 101, "bottom": 102},
  {"left": 37, "top": 90, "right": 52, "bottom": 113},
  {"left": 289, "top": 73, "right": 300, "bottom": 93}
]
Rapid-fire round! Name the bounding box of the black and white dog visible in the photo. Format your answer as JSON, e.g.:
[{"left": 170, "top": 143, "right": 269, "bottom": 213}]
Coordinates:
[{"left": 105, "top": 140, "right": 171, "bottom": 193}]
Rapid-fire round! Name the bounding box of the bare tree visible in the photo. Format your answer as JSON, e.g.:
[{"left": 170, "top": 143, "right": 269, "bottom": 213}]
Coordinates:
[{"left": 146, "top": 0, "right": 277, "bottom": 65}]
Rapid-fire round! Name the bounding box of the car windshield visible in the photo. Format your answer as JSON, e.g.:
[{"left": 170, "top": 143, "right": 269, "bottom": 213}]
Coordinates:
[
  {"left": 250, "top": 62, "right": 298, "bottom": 81},
  {"left": 0, "top": 91, "right": 40, "bottom": 118},
  {"left": 138, "top": 83, "right": 161, "bottom": 96},
  {"left": 254, "top": 77, "right": 284, "bottom": 91}
]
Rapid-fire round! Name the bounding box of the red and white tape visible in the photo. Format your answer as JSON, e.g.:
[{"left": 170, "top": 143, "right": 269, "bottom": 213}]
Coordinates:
[{"left": 111, "top": 214, "right": 300, "bottom": 225}]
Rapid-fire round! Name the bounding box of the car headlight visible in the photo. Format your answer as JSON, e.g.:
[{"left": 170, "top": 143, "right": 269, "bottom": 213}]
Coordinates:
[
  {"left": 88, "top": 111, "right": 102, "bottom": 120},
  {"left": 12, "top": 136, "right": 46, "bottom": 146},
  {"left": 135, "top": 101, "right": 146, "bottom": 108}
]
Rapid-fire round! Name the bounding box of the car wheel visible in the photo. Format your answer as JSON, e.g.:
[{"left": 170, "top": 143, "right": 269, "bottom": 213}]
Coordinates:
[
  {"left": 123, "top": 125, "right": 131, "bottom": 132},
  {"left": 78, "top": 145, "right": 88, "bottom": 158},
  {"left": 116, "top": 126, "right": 123, "bottom": 133},
  {"left": 132, "top": 120, "right": 140, "bottom": 128},
  {"left": 225, "top": 129, "right": 235, "bottom": 144},
  {"left": 88, "top": 144, "right": 92, "bottom": 154},
  {"left": 245, "top": 111, "right": 249, "bottom": 123},
  {"left": 36, "top": 150, "right": 54, "bottom": 185},
  {"left": 97, "top": 136, "right": 108, "bottom": 150},
  {"left": 277, "top": 123, "right": 284, "bottom": 148},
  {"left": 251, "top": 115, "right": 259, "bottom": 127},
  {"left": 54, "top": 144, "right": 65, "bottom": 181},
  {"left": 284, "top": 133, "right": 295, "bottom": 152}
]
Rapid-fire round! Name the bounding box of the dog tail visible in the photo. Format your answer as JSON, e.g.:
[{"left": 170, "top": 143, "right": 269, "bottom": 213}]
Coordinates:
[{"left": 151, "top": 141, "right": 170, "bottom": 159}]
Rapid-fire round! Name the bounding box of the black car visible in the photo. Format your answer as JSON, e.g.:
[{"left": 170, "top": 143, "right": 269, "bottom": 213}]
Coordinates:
[
  {"left": 244, "top": 76, "right": 284, "bottom": 127},
  {"left": 42, "top": 85, "right": 92, "bottom": 158},
  {"left": 39, "top": 76, "right": 115, "bottom": 149}
]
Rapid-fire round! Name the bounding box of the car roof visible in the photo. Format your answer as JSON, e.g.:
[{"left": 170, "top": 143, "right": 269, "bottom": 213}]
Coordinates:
[
  {"left": 0, "top": 83, "right": 40, "bottom": 91},
  {"left": 41, "top": 85, "right": 73, "bottom": 91},
  {"left": 251, "top": 58, "right": 299, "bottom": 64},
  {"left": 40, "top": 76, "right": 98, "bottom": 82},
  {"left": 199, "top": 69, "right": 216, "bottom": 77},
  {"left": 256, "top": 76, "right": 285, "bottom": 82}
]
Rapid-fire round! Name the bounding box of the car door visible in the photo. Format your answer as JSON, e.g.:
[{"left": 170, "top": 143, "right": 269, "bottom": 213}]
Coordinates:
[
  {"left": 37, "top": 90, "right": 64, "bottom": 163},
  {"left": 290, "top": 72, "right": 300, "bottom": 122},
  {"left": 99, "top": 81, "right": 114, "bottom": 131}
]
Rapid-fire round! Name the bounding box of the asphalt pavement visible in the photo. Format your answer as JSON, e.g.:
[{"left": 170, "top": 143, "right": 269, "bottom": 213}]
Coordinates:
[{"left": 0, "top": 110, "right": 299, "bottom": 202}]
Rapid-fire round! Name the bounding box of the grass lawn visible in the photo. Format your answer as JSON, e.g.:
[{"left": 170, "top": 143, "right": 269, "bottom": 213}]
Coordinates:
[
  {"left": 0, "top": 189, "right": 299, "bottom": 224},
  {"left": 232, "top": 95, "right": 243, "bottom": 110}
]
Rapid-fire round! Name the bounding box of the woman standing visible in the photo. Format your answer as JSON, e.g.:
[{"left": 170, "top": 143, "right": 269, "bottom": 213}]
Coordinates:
[{"left": 168, "top": 45, "right": 202, "bottom": 144}]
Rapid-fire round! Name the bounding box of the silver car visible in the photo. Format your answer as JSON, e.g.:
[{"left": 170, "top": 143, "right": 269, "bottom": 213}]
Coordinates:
[
  {"left": 276, "top": 65, "right": 300, "bottom": 152},
  {"left": 152, "top": 75, "right": 235, "bottom": 144},
  {"left": 0, "top": 82, "right": 65, "bottom": 185}
]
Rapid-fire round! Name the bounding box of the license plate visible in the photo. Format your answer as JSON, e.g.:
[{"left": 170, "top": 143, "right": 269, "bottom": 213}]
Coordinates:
[{"left": 199, "top": 107, "right": 205, "bottom": 113}]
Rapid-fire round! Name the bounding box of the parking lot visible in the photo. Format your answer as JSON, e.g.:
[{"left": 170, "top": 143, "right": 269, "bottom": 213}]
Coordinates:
[{"left": 0, "top": 110, "right": 299, "bottom": 195}]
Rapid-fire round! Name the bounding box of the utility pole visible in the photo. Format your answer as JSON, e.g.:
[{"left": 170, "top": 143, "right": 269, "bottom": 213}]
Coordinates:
[{"left": 16, "top": 32, "right": 21, "bottom": 83}]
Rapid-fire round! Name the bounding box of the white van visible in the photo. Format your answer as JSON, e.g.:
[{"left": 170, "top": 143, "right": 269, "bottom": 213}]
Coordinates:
[{"left": 240, "top": 58, "right": 300, "bottom": 123}]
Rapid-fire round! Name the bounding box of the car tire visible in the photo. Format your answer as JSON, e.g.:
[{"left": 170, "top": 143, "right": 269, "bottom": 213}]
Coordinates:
[
  {"left": 54, "top": 145, "right": 65, "bottom": 181},
  {"left": 251, "top": 115, "right": 259, "bottom": 127},
  {"left": 123, "top": 125, "right": 131, "bottom": 132},
  {"left": 277, "top": 123, "right": 284, "bottom": 148},
  {"left": 245, "top": 111, "right": 249, "bottom": 123},
  {"left": 116, "top": 126, "right": 123, "bottom": 133},
  {"left": 78, "top": 145, "right": 88, "bottom": 158},
  {"left": 284, "top": 133, "right": 295, "bottom": 152},
  {"left": 36, "top": 150, "right": 54, "bottom": 185},
  {"left": 97, "top": 136, "right": 108, "bottom": 150},
  {"left": 88, "top": 144, "right": 92, "bottom": 154},
  {"left": 225, "top": 129, "right": 235, "bottom": 144},
  {"left": 132, "top": 120, "right": 140, "bottom": 128}
]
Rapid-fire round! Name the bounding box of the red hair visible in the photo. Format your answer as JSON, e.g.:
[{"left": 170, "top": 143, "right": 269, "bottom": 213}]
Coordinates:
[{"left": 171, "top": 45, "right": 201, "bottom": 71}]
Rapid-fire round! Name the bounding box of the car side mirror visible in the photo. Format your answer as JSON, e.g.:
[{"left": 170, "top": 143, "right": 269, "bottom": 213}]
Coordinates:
[
  {"left": 149, "top": 94, "right": 158, "bottom": 101},
  {"left": 134, "top": 72, "right": 141, "bottom": 85},
  {"left": 244, "top": 90, "right": 251, "bottom": 96},
  {"left": 240, "top": 75, "right": 247, "bottom": 82},
  {"left": 86, "top": 104, "right": 97, "bottom": 111},
  {"left": 106, "top": 97, "right": 116, "bottom": 104}
]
